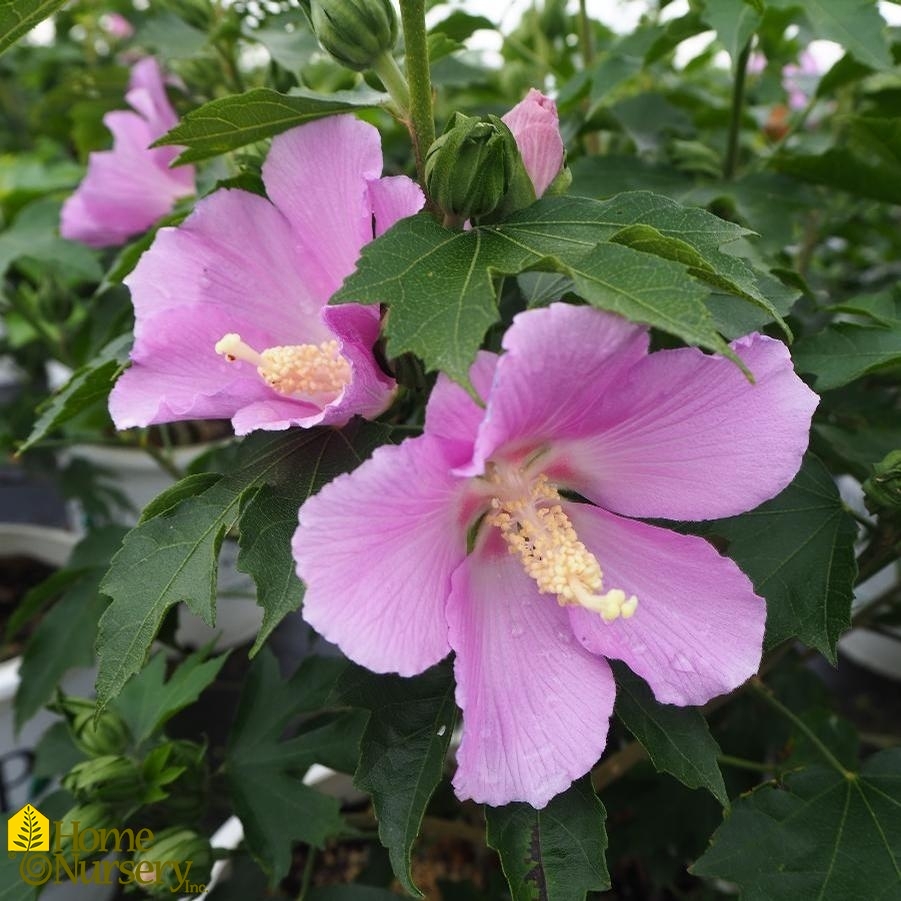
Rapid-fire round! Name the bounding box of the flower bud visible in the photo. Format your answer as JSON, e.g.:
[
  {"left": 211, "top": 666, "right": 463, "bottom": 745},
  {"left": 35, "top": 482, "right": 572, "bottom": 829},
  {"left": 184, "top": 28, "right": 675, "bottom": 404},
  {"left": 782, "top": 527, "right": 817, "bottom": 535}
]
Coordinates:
[
  {"left": 55, "top": 801, "right": 117, "bottom": 861},
  {"left": 132, "top": 828, "right": 213, "bottom": 895},
  {"left": 55, "top": 695, "right": 133, "bottom": 758},
  {"left": 62, "top": 755, "right": 143, "bottom": 805},
  {"left": 864, "top": 450, "right": 901, "bottom": 514},
  {"left": 155, "top": 740, "right": 209, "bottom": 820},
  {"left": 310, "top": 0, "right": 398, "bottom": 72},
  {"left": 425, "top": 113, "right": 522, "bottom": 222}
]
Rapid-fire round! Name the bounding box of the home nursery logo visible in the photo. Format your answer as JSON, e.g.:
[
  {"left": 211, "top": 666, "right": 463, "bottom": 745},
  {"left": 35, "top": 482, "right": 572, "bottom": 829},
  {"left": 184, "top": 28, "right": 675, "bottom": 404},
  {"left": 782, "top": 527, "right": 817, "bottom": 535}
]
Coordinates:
[{"left": 6, "top": 805, "right": 206, "bottom": 893}]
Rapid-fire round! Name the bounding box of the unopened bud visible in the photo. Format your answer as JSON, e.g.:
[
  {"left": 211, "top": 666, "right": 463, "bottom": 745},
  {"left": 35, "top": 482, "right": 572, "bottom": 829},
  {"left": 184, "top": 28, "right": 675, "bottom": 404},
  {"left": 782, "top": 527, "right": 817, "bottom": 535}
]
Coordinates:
[
  {"left": 50, "top": 694, "right": 132, "bottom": 757},
  {"left": 132, "top": 828, "right": 213, "bottom": 895},
  {"left": 55, "top": 801, "right": 117, "bottom": 861},
  {"left": 425, "top": 113, "right": 521, "bottom": 222},
  {"left": 864, "top": 450, "right": 901, "bottom": 514},
  {"left": 310, "top": 0, "right": 398, "bottom": 71},
  {"left": 62, "top": 755, "right": 143, "bottom": 805}
]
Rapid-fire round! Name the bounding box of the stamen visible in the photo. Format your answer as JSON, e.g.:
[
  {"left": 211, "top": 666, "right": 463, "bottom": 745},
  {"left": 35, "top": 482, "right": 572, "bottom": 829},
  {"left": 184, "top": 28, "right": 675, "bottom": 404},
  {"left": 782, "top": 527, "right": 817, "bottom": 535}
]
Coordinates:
[
  {"left": 215, "top": 333, "right": 351, "bottom": 402},
  {"left": 486, "top": 468, "right": 638, "bottom": 622}
]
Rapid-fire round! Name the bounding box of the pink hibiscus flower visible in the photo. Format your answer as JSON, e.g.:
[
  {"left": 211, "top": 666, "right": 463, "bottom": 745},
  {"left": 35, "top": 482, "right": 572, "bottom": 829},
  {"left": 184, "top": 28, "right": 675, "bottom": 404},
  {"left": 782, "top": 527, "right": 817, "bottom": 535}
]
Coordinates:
[
  {"left": 292, "top": 303, "right": 818, "bottom": 808},
  {"left": 108, "top": 116, "right": 425, "bottom": 434},
  {"left": 60, "top": 58, "right": 195, "bottom": 248},
  {"left": 502, "top": 88, "right": 564, "bottom": 197}
]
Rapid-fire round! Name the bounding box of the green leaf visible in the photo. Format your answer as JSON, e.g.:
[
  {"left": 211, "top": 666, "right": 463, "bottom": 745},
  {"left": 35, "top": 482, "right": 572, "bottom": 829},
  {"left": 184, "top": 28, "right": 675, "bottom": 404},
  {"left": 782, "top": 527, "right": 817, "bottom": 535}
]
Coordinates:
[
  {"left": 702, "top": 0, "right": 762, "bottom": 69},
  {"left": 112, "top": 647, "right": 229, "bottom": 744},
  {"left": 156, "top": 87, "right": 385, "bottom": 164},
  {"left": 612, "top": 663, "right": 728, "bottom": 806},
  {"left": 793, "top": 321, "right": 901, "bottom": 390},
  {"left": 486, "top": 777, "right": 610, "bottom": 901},
  {"left": 691, "top": 750, "right": 901, "bottom": 899},
  {"left": 335, "top": 193, "right": 784, "bottom": 386},
  {"left": 691, "top": 455, "right": 857, "bottom": 662},
  {"left": 96, "top": 424, "right": 386, "bottom": 708},
  {"left": 244, "top": 8, "right": 317, "bottom": 72},
  {"left": 226, "top": 652, "right": 360, "bottom": 881},
  {"left": 336, "top": 661, "right": 458, "bottom": 897},
  {"left": 773, "top": 117, "right": 901, "bottom": 202},
  {"left": 18, "top": 334, "right": 131, "bottom": 453},
  {"left": 766, "top": 0, "right": 892, "bottom": 70},
  {"left": 0, "top": 0, "right": 67, "bottom": 55}
]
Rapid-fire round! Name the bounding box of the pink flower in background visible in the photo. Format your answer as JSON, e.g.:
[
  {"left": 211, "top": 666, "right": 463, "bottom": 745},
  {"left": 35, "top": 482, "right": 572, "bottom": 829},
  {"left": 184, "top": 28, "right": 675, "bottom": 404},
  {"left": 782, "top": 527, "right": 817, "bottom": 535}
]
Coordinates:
[
  {"left": 293, "top": 303, "right": 818, "bottom": 808},
  {"left": 783, "top": 50, "right": 820, "bottom": 110},
  {"left": 100, "top": 12, "right": 134, "bottom": 39},
  {"left": 60, "top": 58, "right": 194, "bottom": 248},
  {"left": 503, "top": 88, "right": 564, "bottom": 197},
  {"left": 109, "top": 116, "right": 424, "bottom": 435}
]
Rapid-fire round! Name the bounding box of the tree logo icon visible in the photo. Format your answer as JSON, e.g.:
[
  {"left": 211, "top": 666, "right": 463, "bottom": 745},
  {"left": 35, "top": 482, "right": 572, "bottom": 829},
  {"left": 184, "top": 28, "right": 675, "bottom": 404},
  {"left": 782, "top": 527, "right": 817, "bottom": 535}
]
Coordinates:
[{"left": 7, "top": 804, "right": 49, "bottom": 852}]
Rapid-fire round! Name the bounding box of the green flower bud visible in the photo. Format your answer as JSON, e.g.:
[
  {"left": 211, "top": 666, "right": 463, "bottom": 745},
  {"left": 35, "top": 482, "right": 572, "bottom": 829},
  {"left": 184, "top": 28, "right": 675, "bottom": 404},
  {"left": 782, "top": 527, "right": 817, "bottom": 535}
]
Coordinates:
[
  {"left": 62, "top": 755, "right": 143, "bottom": 805},
  {"left": 155, "top": 740, "right": 209, "bottom": 820},
  {"left": 51, "top": 694, "right": 132, "bottom": 757},
  {"left": 55, "top": 801, "right": 117, "bottom": 861},
  {"left": 864, "top": 450, "right": 901, "bottom": 514},
  {"left": 132, "top": 828, "right": 213, "bottom": 895},
  {"left": 310, "top": 0, "right": 398, "bottom": 71},
  {"left": 425, "top": 113, "right": 521, "bottom": 222}
]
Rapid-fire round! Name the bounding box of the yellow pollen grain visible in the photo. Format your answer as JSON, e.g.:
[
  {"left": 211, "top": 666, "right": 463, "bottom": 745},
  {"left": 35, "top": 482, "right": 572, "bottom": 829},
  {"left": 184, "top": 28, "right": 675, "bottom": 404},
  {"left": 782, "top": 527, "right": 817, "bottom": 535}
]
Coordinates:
[
  {"left": 487, "top": 472, "right": 638, "bottom": 623},
  {"left": 215, "top": 333, "right": 351, "bottom": 400}
]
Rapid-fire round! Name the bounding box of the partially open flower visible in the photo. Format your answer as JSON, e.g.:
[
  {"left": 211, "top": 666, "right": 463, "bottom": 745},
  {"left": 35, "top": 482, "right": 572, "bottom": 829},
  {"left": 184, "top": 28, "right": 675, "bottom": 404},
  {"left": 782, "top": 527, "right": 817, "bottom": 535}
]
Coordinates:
[
  {"left": 109, "top": 115, "right": 424, "bottom": 434},
  {"left": 60, "top": 58, "right": 195, "bottom": 248}
]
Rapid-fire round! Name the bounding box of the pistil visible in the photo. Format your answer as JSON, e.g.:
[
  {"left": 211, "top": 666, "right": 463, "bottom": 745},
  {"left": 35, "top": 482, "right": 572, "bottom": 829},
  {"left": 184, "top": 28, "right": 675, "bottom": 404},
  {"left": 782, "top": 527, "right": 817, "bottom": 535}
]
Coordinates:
[
  {"left": 486, "top": 467, "right": 638, "bottom": 622},
  {"left": 215, "top": 333, "right": 351, "bottom": 403}
]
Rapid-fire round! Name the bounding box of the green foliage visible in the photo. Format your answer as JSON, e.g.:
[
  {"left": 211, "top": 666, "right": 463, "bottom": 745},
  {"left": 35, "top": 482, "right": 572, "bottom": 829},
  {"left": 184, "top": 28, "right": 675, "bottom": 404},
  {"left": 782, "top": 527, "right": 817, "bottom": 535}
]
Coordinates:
[
  {"left": 336, "top": 661, "right": 457, "bottom": 897},
  {"left": 335, "top": 191, "right": 791, "bottom": 387},
  {"left": 0, "top": 0, "right": 68, "bottom": 55},
  {"left": 96, "top": 423, "right": 389, "bottom": 709},
  {"left": 612, "top": 663, "right": 728, "bottom": 806},
  {"left": 156, "top": 87, "right": 385, "bottom": 163},
  {"left": 692, "top": 750, "right": 901, "bottom": 900},
  {"left": 486, "top": 777, "right": 610, "bottom": 901},
  {"left": 225, "top": 652, "right": 364, "bottom": 882},
  {"left": 691, "top": 455, "right": 857, "bottom": 662}
]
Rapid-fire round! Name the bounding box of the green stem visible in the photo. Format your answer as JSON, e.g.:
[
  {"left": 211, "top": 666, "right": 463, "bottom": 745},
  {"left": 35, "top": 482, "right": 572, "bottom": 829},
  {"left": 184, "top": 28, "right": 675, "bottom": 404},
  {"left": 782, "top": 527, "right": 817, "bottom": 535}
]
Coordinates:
[
  {"left": 750, "top": 678, "right": 851, "bottom": 776},
  {"left": 723, "top": 40, "right": 751, "bottom": 179},
  {"left": 399, "top": 0, "right": 435, "bottom": 185},
  {"left": 296, "top": 846, "right": 316, "bottom": 901},
  {"left": 372, "top": 51, "right": 410, "bottom": 114},
  {"left": 718, "top": 754, "right": 774, "bottom": 774}
]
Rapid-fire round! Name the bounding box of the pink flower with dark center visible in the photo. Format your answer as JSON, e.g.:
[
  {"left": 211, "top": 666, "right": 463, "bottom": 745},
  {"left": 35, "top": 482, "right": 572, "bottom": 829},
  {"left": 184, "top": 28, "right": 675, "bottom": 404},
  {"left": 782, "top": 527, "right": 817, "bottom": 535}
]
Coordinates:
[
  {"left": 293, "top": 303, "right": 818, "bottom": 808},
  {"left": 502, "top": 88, "right": 565, "bottom": 197},
  {"left": 60, "top": 58, "right": 195, "bottom": 248},
  {"left": 109, "top": 115, "right": 424, "bottom": 434}
]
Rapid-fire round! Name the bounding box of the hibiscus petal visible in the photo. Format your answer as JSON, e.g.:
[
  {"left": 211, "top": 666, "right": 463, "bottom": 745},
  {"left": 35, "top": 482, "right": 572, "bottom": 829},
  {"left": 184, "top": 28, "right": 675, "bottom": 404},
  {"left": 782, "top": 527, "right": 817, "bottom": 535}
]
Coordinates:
[
  {"left": 502, "top": 89, "right": 565, "bottom": 198},
  {"left": 294, "top": 436, "right": 469, "bottom": 676},
  {"left": 125, "top": 188, "right": 328, "bottom": 338},
  {"left": 367, "top": 174, "right": 425, "bottom": 236},
  {"left": 424, "top": 352, "right": 497, "bottom": 464},
  {"left": 566, "top": 503, "right": 765, "bottom": 706},
  {"left": 560, "top": 334, "right": 819, "bottom": 520},
  {"left": 464, "top": 303, "right": 648, "bottom": 475},
  {"left": 109, "top": 304, "right": 277, "bottom": 429},
  {"left": 262, "top": 116, "right": 383, "bottom": 299},
  {"left": 448, "top": 527, "right": 616, "bottom": 808}
]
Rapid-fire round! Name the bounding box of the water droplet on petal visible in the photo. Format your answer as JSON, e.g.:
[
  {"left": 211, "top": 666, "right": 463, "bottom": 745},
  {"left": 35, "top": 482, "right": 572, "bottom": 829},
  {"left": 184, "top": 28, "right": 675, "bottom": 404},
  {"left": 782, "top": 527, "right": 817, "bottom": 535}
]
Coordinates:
[
  {"left": 555, "top": 629, "right": 572, "bottom": 644},
  {"left": 672, "top": 652, "right": 696, "bottom": 673},
  {"left": 510, "top": 624, "right": 525, "bottom": 638},
  {"left": 631, "top": 643, "right": 648, "bottom": 655}
]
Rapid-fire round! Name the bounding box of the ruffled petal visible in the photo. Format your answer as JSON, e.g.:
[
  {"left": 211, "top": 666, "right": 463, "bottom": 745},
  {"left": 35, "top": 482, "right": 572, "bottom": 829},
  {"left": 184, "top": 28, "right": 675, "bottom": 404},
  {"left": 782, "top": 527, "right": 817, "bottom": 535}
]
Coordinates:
[
  {"left": 109, "top": 303, "right": 279, "bottom": 429},
  {"left": 125, "top": 188, "right": 328, "bottom": 338},
  {"left": 367, "top": 174, "right": 425, "bottom": 236},
  {"left": 559, "top": 334, "right": 819, "bottom": 520},
  {"left": 424, "top": 352, "right": 497, "bottom": 464},
  {"left": 262, "top": 116, "right": 383, "bottom": 299},
  {"left": 565, "top": 503, "right": 765, "bottom": 707},
  {"left": 294, "top": 436, "right": 469, "bottom": 676},
  {"left": 448, "top": 527, "right": 616, "bottom": 808},
  {"left": 463, "top": 303, "right": 648, "bottom": 475},
  {"left": 502, "top": 89, "right": 565, "bottom": 197}
]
